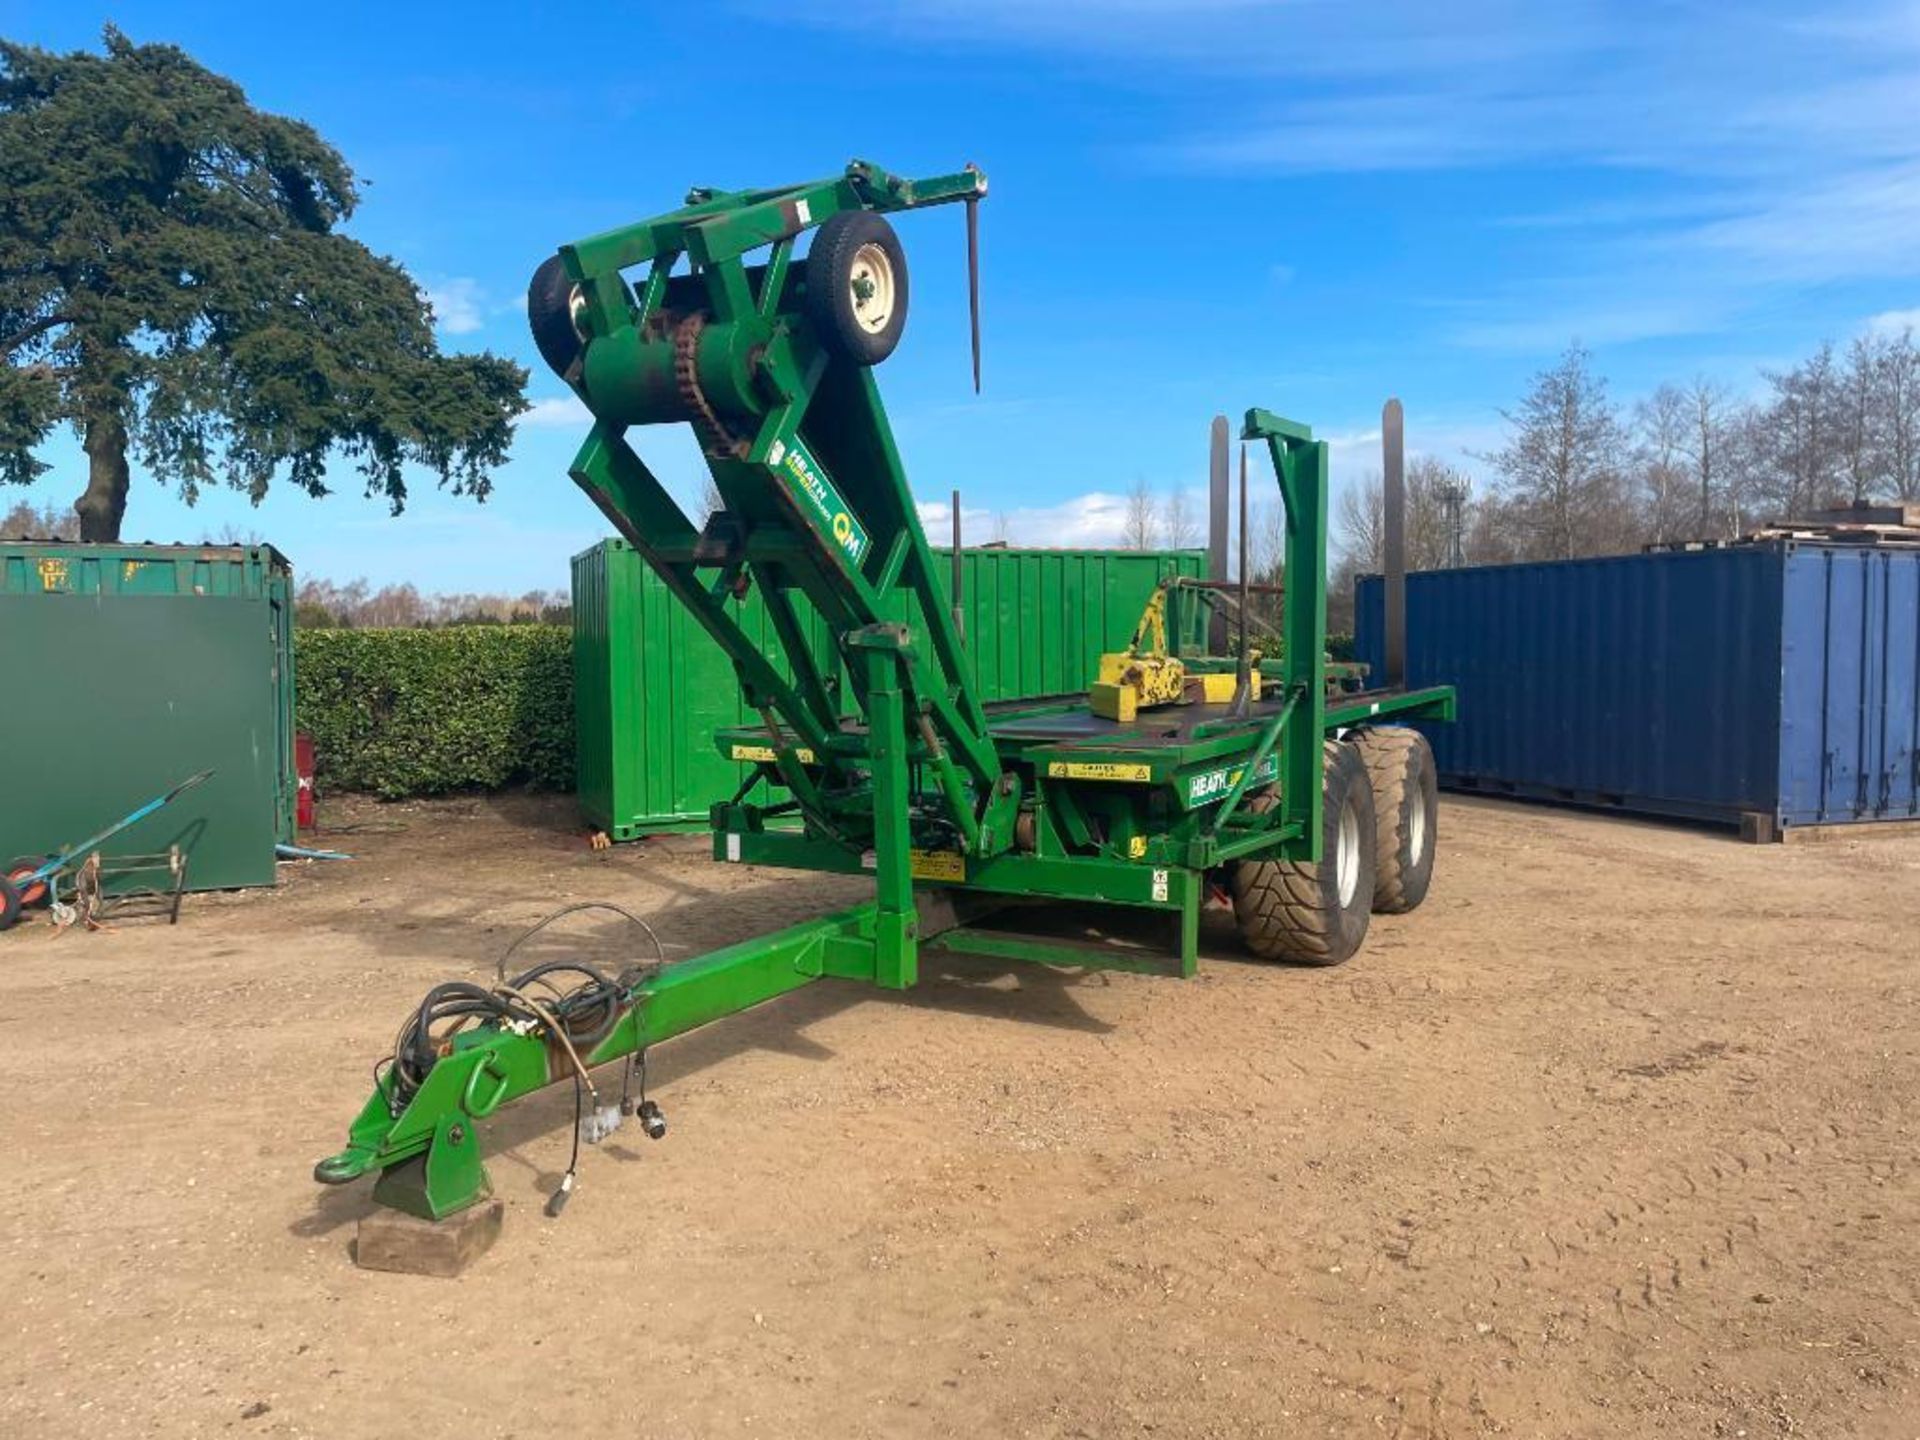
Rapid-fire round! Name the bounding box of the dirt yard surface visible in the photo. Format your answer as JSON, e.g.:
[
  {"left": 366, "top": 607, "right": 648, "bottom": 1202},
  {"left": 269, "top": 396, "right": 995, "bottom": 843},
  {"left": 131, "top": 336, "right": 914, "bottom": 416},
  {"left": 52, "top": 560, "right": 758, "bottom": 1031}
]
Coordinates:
[{"left": 2, "top": 794, "right": 1917, "bottom": 1438}]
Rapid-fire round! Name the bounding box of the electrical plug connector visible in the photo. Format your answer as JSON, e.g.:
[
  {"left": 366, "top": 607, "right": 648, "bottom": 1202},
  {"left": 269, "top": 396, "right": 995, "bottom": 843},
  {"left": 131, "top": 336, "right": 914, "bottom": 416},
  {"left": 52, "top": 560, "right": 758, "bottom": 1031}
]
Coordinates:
[
  {"left": 638, "top": 1099, "right": 667, "bottom": 1141},
  {"left": 580, "top": 1102, "right": 623, "bottom": 1145}
]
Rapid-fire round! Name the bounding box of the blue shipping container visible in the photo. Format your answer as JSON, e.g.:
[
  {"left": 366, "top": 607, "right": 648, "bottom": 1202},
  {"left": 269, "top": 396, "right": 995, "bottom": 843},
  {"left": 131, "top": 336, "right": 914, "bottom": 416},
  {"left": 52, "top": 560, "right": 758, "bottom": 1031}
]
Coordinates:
[{"left": 1355, "top": 542, "right": 1920, "bottom": 833}]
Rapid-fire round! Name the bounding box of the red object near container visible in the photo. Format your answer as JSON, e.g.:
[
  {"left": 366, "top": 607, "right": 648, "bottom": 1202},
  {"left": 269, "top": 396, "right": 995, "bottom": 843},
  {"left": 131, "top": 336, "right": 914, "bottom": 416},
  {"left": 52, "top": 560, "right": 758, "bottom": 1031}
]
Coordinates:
[{"left": 295, "top": 732, "right": 316, "bottom": 831}]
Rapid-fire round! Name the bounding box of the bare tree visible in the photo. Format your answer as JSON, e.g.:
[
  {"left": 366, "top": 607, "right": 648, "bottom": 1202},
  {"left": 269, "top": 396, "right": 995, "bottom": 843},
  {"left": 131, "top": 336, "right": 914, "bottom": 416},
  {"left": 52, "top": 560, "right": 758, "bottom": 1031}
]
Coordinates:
[
  {"left": 1159, "top": 488, "right": 1199, "bottom": 550},
  {"left": 990, "top": 510, "right": 1013, "bottom": 545},
  {"left": 1634, "top": 383, "right": 1691, "bottom": 545},
  {"left": 1837, "top": 335, "right": 1886, "bottom": 507},
  {"left": 1336, "top": 476, "right": 1384, "bottom": 573},
  {"left": 1486, "top": 343, "right": 1631, "bottom": 560},
  {"left": 1, "top": 497, "right": 78, "bottom": 539},
  {"left": 1877, "top": 328, "right": 1920, "bottom": 502},
  {"left": 1248, "top": 498, "right": 1288, "bottom": 629},
  {"left": 1684, "top": 377, "right": 1735, "bottom": 537},
  {"left": 292, "top": 575, "right": 569, "bottom": 628},
  {"left": 1337, "top": 460, "right": 1469, "bottom": 576},
  {"left": 201, "top": 521, "right": 263, "bottom": 545},
  {"left": 1750, "top": 343, "right": 1844, "bottom": 521},
  {"left": 359, "top": 582, "right": 426, "bottom": 629},
  {"left": 1121, "top": 477, "right": 1156, "bottom": 549},
  {"left": 697, "top": 477, "right": 724, "bottom": 523}
]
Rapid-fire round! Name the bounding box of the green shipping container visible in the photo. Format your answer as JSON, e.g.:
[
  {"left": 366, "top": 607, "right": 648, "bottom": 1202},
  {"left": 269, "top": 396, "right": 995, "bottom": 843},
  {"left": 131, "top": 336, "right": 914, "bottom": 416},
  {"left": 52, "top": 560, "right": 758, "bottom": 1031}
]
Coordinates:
[
  {"left": 0, "top": 542, "right": 296, "bottom": 891},
  {"left": 571, "top": 539, "right": 1205, "bottom": 838}
]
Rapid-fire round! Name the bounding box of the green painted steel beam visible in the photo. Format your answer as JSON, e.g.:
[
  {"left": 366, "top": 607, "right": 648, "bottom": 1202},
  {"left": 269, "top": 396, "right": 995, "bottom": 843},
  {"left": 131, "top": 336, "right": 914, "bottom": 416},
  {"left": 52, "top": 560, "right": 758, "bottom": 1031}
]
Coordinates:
[{"left": 315, "top": 903, "right": 882, "bottom": 1219}]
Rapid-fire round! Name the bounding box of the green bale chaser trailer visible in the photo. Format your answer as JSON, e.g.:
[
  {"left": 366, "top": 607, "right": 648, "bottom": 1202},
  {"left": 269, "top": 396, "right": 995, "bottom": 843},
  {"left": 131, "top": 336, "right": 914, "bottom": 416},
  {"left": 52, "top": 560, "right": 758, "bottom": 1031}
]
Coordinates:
[{"left": 315, "top": 161, "right": 1453, "bottom": 1231}]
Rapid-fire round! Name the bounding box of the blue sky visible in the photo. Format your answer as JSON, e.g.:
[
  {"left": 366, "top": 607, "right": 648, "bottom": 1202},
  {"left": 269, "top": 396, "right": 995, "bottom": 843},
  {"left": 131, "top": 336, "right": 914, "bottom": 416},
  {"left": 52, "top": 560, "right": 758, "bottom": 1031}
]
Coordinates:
[{"left": 6, "top": 0, "right": 1920, "bottom": 590}]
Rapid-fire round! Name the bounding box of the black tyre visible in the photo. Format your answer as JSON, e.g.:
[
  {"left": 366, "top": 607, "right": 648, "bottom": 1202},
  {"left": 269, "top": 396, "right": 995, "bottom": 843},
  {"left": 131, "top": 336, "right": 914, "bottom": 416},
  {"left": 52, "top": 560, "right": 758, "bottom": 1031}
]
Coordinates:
[
  {"left": 804, "top": 211, "right": 908, "bottom": 365},
  {"left": 1350, "top": 727, "right": 1437, "bottom": 914},
  {"left": 5, "top": 856, "right": 51, "bottom": 909},
  {"left": 1230, "top": 740, "right": 1377, "bottom": 966},
  {"left": 0, "top": 876, "right": 20, "bottom": 933},
  {"left": 527, "top": 254, "right": 588, "bottom": 380}
]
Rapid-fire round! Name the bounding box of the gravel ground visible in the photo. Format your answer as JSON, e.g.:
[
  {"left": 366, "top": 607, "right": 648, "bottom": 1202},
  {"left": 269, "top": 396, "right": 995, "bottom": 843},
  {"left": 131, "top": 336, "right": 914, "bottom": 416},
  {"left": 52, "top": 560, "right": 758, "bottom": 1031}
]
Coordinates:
[{"left": 1, "top": 791, "right": 1916, "bottom": 1438}]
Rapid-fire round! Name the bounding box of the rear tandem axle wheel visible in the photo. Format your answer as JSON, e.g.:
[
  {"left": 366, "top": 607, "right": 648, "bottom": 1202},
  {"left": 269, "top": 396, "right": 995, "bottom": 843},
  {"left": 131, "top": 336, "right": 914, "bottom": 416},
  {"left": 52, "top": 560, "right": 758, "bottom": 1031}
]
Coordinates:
[{"left": 1230, "top": 740, "right": 1378, "bottom": 966}]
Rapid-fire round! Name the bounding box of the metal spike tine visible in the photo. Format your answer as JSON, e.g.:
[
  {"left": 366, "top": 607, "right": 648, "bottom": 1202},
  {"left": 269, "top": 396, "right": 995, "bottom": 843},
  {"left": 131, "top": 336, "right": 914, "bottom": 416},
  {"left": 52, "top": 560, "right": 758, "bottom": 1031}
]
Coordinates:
[
  {"left": 1382, "top": 397, "right": 1406, "bottom": 689},
  {"left": 964, "top": 164, "right": 982, "bottom": 393}
]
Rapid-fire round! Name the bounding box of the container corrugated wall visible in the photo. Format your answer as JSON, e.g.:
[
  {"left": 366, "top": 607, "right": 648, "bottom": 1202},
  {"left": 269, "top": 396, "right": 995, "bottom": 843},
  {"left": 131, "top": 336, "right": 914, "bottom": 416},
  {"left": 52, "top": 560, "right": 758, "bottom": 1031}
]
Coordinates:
[
  {"left": 0, "top": 542, "right": 296, "bottom": 888},
  {"left": 1355, "top": 542, "right": 1920, "bottom": 832},
  {"left": 573, "top": 541, "right": 1204, "bottom": 836},
  {"left": 1778, "top": 545, "right": 1920, "bottom": 824},
  {"left": 571, "top": 540, "right": 841, "bottom": 837},
  {"left": 945, "top": 547, "right": 1206, "bottom": 702}
]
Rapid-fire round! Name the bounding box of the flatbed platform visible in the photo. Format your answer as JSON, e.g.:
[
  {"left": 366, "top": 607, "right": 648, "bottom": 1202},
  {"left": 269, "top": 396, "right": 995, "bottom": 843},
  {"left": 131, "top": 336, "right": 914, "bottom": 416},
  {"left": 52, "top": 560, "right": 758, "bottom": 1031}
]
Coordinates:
[{"left": 984, "top": 685, "right": 1454, "bottom": 750}]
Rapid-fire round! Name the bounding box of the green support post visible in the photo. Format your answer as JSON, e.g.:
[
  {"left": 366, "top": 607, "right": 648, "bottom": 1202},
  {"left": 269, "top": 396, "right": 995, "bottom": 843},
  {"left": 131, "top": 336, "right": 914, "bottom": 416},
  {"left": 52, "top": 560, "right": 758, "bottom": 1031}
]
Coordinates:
[
  {"left": 850, "top": 630, "right": 919, "bottom": 988},
  {"left": 1244, "top": 408, "right": 1329, "bottom": 863}
]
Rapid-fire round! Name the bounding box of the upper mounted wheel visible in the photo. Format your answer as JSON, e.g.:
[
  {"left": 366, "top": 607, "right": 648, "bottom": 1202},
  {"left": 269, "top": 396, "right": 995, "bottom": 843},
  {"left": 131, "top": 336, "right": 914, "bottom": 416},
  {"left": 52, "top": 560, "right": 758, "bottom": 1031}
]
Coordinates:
[
  {"left": 805, "top": 211, "right": 908, "bottom": 366},
  {"left": 527, "top": 254, "right": 589, "bottom": 380}
]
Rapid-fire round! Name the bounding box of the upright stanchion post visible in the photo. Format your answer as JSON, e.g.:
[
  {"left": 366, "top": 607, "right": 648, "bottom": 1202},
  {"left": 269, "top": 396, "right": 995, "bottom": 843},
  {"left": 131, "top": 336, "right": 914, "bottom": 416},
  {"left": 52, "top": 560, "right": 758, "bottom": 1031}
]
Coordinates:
[
  {"left": 1232, "top": 442, "right": 1252, "bottom": 716},
  {"left": 1382, "top": 398, "right": 1406, "bottom": 690},
  {"left": 1208, "top": 415, "right": 1231, "bottom": 652}
]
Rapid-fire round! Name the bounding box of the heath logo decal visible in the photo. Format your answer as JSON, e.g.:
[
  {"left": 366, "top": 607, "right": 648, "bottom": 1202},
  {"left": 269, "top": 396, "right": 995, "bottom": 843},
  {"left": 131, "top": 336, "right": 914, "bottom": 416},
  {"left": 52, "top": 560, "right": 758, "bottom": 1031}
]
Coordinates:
[
  {"left": 767, "top": 436, "right": 870, "bottom": 566},
  {"left": 1183, "top": 754, "right": 1279, "bottom": 806}
]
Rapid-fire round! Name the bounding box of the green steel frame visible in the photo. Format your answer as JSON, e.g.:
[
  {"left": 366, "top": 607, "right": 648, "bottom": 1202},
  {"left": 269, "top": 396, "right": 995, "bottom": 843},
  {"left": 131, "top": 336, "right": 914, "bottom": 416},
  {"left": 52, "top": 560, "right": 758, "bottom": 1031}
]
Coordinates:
[{"left": 314, "top": 161, "right": 1453, "bottom": 1220}]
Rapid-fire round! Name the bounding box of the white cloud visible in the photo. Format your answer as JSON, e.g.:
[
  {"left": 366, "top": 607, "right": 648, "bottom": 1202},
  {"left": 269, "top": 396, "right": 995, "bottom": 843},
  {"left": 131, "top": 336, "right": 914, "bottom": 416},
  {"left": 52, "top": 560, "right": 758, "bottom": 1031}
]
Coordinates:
[
  {"left": 426, "top": 278, "right": 486, "bottom": 336},
  {"left": 783, "top": 1, "right": 1920, "bottom": 357},
  {"left": 1867, "top": 307, "right": 1920, "bottom": 336},
  {"left": 520, "top": 395, "right": 593, "bottom": 428},
  {"left": 918, "top": 490, "right": 1135, "bottom": 548}
]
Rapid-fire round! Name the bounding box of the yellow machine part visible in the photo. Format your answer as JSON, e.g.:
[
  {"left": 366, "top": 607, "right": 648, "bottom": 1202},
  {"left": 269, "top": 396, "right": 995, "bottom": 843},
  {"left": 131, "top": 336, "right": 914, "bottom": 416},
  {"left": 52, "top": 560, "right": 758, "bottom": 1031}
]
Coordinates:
[
  {"left": 1090, "top": 581, "right": 1260, "bottom": 718},
  {"left": 1194, "top": 670, "right": 1260, "bottom": 703},
  {"left": 1089, "top": 680, "right": 1137, "bottom": 723}
]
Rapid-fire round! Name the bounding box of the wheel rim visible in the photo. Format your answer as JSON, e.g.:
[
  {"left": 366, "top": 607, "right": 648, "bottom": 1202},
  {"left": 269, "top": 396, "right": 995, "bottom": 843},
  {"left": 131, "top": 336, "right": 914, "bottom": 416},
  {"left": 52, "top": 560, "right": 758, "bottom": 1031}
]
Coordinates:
[
  {"left": 1336, "top": 801, "right": 1361, "bottom": 909},
  {"left": 1408, "top": 790, "right": 1428, "bottom": 867},
  {"left": 849, "top": 242, "right": 896, "bottom": 334}
]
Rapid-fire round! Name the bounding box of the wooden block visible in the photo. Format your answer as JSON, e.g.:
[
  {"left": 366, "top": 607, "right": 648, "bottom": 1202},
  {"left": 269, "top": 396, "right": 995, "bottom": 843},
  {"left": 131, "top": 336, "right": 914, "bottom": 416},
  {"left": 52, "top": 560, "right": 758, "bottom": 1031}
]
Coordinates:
[
  {"left": 1779, "top": 817, "right": 1920, "bottom": 845},
  {"left": 1089, "top": 682, "right": 1137, "bottom": 723},
  {"left": 354, "top": 1200, "right": 504, "bottom": 1277},
  {"left": 1738, "top": 811, "right": 1779, "bottom": 845}
]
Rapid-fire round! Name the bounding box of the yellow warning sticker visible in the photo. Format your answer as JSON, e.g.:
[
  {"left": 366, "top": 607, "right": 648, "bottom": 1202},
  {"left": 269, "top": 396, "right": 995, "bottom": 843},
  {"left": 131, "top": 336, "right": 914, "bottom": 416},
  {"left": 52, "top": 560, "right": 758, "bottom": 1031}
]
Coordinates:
[
  {"left": 909, "top": 849, "right": 966, "bottom": 882},
  {"left": 730, "top": 743, "right": 818, "bottom": 765},
  {"left": 1046, "top": 761, "right": 1153, "bottom": 783}
]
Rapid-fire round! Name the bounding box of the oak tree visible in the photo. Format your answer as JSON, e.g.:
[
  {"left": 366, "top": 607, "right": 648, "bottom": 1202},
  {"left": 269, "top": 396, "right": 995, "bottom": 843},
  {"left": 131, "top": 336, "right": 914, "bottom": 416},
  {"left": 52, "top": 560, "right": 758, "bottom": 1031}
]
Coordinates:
[{"left": 0, "top": 29, "right": 526, "bottom": 540}]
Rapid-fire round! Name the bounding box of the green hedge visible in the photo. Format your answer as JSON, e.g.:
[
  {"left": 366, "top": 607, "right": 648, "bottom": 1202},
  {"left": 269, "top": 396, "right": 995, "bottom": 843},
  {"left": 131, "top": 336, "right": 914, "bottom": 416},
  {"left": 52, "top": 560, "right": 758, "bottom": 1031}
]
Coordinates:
[{"left": 295, "top": 626, "right": 573, "bottom": 798}]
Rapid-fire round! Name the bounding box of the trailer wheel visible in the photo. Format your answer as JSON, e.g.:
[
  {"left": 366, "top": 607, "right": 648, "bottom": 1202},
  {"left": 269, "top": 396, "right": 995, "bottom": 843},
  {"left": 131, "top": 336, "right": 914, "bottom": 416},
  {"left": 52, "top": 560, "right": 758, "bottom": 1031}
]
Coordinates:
[
  {"left": 1231, "top": 740, "right": 1377, "bottom": 966},
  {"left": 805, "top": 211, "right": 908, "bottom": 366},
  {"left": 527, "top": 254, "right": 589, "bottom": 380},
  {"left": 0, "top": 876, "right": 20, "bottom": 932},
  {"left": 1350, "top": 727, "right": 1437, "bottom": 914},
  {"left": 5, "top": 856, "right": 50, "bottom": 909}
]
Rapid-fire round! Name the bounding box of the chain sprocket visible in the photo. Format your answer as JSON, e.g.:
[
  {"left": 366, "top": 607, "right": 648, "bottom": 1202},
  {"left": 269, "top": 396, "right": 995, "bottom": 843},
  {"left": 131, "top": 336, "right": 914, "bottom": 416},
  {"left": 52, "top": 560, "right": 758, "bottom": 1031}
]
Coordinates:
[{"left": 672, "top": 314, "right": 745, "bottom": 460}]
